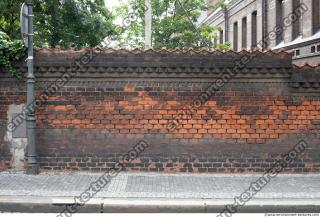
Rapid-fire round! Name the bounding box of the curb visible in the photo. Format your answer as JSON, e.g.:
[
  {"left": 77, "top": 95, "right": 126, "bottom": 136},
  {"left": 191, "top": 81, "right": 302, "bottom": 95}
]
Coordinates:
[{"left": 0, "top": 196, "right": 319, "bottom": 213}]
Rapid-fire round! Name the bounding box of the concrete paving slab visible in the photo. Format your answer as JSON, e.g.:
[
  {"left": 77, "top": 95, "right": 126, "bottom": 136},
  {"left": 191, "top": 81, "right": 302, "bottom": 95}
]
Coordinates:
[{"left": 0, "top": 172, "right": 319, "bottom": 212}]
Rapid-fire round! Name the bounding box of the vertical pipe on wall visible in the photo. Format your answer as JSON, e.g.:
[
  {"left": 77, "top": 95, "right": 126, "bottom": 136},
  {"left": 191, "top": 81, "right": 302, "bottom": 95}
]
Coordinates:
[
  {"left": 224, "top": 7, "right": 228, "bottom": 42},
  {"left": 26, "top": 0, "right": 38, "bottom": 175},
  {"left": 261, "top": 0, "right": 268, "bottom": 50}
]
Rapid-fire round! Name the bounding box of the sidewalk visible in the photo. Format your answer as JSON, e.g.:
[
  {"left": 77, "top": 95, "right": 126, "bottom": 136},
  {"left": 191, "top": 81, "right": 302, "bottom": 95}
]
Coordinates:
[{"left": 0, "top": 172, "right": 319, "bottom": 213}]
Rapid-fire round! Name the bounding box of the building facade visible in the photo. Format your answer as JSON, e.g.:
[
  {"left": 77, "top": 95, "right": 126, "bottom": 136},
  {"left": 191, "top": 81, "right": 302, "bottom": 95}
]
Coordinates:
[{"left": 200, "top": 0, "right": 320, "bottom": 66}]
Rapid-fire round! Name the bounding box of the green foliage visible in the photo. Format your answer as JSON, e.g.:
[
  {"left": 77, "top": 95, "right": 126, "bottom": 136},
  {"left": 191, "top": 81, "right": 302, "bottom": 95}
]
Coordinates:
[
  {"left": 0, "top": 0, "right": 117, "bottom": 77},
  {"left": 208, "top": 0, "right": 227, "bottom": 10},
  {"left": 33, "top": 0, "right": 117, "bottom": 49},
  {"left": 0, "top": 0, "right": 116, "bottom": 49},
  {"left": 115, "top": 0, "right": 230, "bottom": 49},
  {"left": 217, "top": 41, "right": 231, "bottom": 51},
  {"left": 0, "top": 0, "right": 230, "bottom": 58},
  {"left": 0, "top": 0, "right": 23, "bottom": 40},
  {"left": 0, "top": 31, "right": 26, "bottom": 78}
]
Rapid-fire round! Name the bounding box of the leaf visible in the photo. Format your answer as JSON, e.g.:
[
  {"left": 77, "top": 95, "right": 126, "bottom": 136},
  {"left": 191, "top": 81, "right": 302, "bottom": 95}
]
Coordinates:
[{"left": 0, "top": 31, "right": 26, "bottom": 78}]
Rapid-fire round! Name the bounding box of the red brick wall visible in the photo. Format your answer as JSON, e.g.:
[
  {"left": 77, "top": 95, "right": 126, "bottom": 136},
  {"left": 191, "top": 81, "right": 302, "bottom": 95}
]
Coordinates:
[
  {"left": 0, "top": 48, "right": 319, "bottom": 173},
  {"left": 37, "top": 86, "right": 320, "bottom": 144}
]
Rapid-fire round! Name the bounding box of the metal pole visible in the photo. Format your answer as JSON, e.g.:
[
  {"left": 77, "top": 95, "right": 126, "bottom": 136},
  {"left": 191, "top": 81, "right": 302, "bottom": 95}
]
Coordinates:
[
  {"left": 26, "top": 0, "right": 38, "bottom": 175},
  {"left": 145, "top": 0, "right": 152, "bottom": 48}
]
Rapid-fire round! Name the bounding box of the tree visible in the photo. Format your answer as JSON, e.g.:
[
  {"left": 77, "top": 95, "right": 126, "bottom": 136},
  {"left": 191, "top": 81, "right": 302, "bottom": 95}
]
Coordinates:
[
  {"left": 114, "top": 0, "right": 230, "bottom": 49},
  {"left": 33, "top": 0, "right": 117, "bottom": 49},
  {"left": 0, "top": 0, "right": 117, "bottom": 49},
  {"left": 0, "top": 0, "right": 23, "bottom": 40}
]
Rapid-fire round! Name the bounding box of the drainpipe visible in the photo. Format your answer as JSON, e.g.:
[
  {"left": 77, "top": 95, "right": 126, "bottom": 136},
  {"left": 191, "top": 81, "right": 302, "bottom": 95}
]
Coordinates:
[
  {"left": 261, "top": 0, "right": 267, "bottom": 50},
  {"left": 223, "top": 7, "right": 228, "bottom": 42},
  {"left": 26, "top": 0, "right": 38, "bottom": 175}
]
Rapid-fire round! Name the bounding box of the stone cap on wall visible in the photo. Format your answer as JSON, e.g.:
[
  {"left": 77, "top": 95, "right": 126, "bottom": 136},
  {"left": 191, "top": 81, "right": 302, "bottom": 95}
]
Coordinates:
[
  {"left": 30, "top": 48, "right": 293, "bottom": 75},
  {"left": 291, "top": 64, "right": 320, "bottom": 91},
  {"left": 1, "top": 47, "right": 320, "bottom": 92}
]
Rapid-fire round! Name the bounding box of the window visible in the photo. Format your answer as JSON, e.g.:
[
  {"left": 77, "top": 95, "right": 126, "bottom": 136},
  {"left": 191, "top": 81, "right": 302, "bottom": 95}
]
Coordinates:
[
  {"left": 311, "top": 46, "right": 316, "bottom": 53},
  {"left": 219, "top": 30, "right": 224, "bottom": 44},
  {"left": 313, "top": 0, "right": 320, "bottom": 34},
  {"left": 233, "top": 22, "right": 238, "bottom": 51},
  {"left": 295, "top": 49, "right": 300, "bottom": 56},
  {"left": 251, "top": 11, "right": 257, "bottom": 48},
  {"left": 317, "top": 45, "right": 320, "bottom": 52},
  {"left": 276, "top": 0, "right": 284, "bottom": 44},
  {"left": 292, "top": 0, "right": 301, "bottom": 40},
  {"left": 242, "top": 17, "right": 247, "bottom": 49}
]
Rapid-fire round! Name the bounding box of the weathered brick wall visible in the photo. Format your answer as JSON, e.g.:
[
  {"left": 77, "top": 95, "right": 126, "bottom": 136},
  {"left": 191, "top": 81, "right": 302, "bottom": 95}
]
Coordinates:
[{"left": 0, "top": 48, "right": 319, "bottom": 173}]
